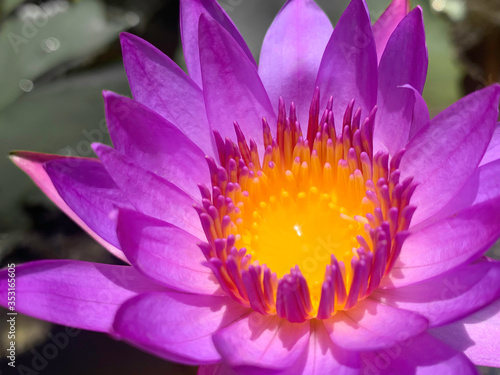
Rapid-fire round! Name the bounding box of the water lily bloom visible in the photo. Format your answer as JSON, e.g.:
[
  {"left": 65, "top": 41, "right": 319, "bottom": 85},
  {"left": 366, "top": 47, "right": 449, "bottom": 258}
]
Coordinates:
[{"left": 3, "top": 0, "right": 500, "bottom": 373}]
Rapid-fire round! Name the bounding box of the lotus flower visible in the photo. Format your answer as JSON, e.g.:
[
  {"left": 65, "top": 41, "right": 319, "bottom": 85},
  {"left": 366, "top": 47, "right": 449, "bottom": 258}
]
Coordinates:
[{"left": 3, "top": 0, "right": 500, "bottom": 373}]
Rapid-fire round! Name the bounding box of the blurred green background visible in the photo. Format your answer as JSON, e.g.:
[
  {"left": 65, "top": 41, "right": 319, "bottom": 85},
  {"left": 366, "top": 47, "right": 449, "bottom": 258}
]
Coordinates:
[{"left": 0, "top": 0, "right": 499, "bottom": 374}]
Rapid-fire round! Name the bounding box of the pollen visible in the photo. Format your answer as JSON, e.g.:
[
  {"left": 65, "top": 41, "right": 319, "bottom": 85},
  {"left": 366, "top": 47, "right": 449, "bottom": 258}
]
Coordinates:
[{"left": 197, "top": 88, "right": 416, "bottom": 322}]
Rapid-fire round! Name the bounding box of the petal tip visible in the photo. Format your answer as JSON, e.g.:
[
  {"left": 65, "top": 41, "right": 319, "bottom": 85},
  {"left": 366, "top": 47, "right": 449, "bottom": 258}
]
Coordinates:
[
  {"left": 91, "top": 142, "right": 111, "bottom": 156},
  {"left": 119, "top": 31, "right": 139, "bottom": 47},
  {"left": 8, "top": 151, "right": 57, "bottom": 169},
  {"left": 8, "top": 150, "right": 23, "bottom": 163},
  {"left": 102, "top": 89, "right": 114, "bottom": 99},
  {"left": 198, "top": 11, "right": 212, "bottom": 29}
]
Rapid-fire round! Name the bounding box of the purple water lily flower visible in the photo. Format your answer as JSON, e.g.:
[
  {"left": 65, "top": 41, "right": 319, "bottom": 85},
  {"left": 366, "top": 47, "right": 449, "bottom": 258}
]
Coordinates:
[{"left": 3, "top": 0, "right": 500, "bottom": 373}]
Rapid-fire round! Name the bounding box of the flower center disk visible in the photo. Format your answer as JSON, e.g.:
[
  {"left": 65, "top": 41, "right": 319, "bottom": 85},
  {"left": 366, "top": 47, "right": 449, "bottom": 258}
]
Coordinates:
[
  {"left": 197, "top": 89, "right": 416, "bottom": 322},
  {"left": 242, "top": 178, "right": 364, "bottom": 305}
]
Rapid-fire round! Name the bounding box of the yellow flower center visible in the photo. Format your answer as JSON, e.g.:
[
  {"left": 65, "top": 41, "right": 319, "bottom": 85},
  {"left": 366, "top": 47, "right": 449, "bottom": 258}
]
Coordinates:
[
  {"left": 197, "top": 91, "right": 415, "bottom": 322},
  {"left": 237, "top": 179, "right": 366, "bottom": 309}
]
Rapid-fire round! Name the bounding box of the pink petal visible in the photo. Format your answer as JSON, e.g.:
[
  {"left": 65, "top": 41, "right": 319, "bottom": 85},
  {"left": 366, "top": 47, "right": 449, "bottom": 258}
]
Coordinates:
[
  {"left": 258, "top": 0, "right": 332, "bottom": 125},
  {"left": 44, "top": 156, "right": 135, "bottom": 255},
  {"left": 0, "top": 260, "right": 161, "bottom": 332},
  {"left": 360, "top": 333, "right": 477, "bottom": 374},
  {"left": 480, "top": 123, "right": 500, "bottom": 167},
  {"left": 373, "top": 258, "right": 500, "bottom": 327},
  {"left": 199, "top": 14, "right": 276, "bottom": 153},
  {"left": 372, "top": 0, "right": 410, "bottom": 62},
  {"left": 429, "top": 298, "right": 500, "bottom": 367},
  {"left": 324, "top": 298, "right": 428, "bottom": 351},
  {"left": 116, "top": 208, "right": 222, "bottom": 296},
  {"left": 120, "top": 33, "right": 214, "bottom": 157},
  {"left": 103, "top": 91, "right": 209, "bottom": 199},
  {"left": 180, "top": 0, "right": 255, "bottom": 88},
  {"left": 10, "top": 151, "right": 127, "bottom": 261},
  {"left": 212, "top": 312, "right": 310, "bottom": 373},
  {"left": 93, "top": 143, "right": 204, "bottom": 239},
  {"left": 315, "top": 0, "right": 377, "bottom": 127},
  {"left": 400, "top": 84, "right": 500, "bottom": 226},
  {"left": 375, "top": 7, "right": 428, "bottom": 155},
  {"left": 385, "top": 197, "right": 500, "bottom": 288},
  {"left": 112, "top": 291, "right": 249, "bottom": 365}
]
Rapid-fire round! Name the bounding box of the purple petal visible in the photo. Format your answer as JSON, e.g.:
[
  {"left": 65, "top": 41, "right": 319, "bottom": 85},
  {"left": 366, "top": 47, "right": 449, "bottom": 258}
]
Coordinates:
[
  {"left": 429, "top": 298, "right": 500, "bottom": 367},
  {"left": 199, "top": 14, "right": 276, "bottom": 153},
  {"left": 375, "top": 7, "right": 428, "bottom": 155},
  {"left": 180, "top": 0, "right": 255, "bottom": 87},
  {"left": 286, "top": 321, "right": 360, "bottom": 375},
  {"left": 372, "top": 0, "right": 410, "bottom": 62},
  {"left": 373, "top": 258, "right": 500, "bottom": 327},
  {"left": 10, "top": 152, "right": 127, "bottom": 261},
  {"left": 400, "top": 84, "right": 500, "bottom": 226},
  {"left": 0, "top": 260, "right": 161, "bottom": 332},
  {"left": 324, "top": 298, "right": 428, "bottom": 351},
  {"left": 258, "top": 0, "right": 332, "bottom": 125},
  {"left": 454, "top": 158, "right": 500, "bottom": 208},
  {"left": 198, "top": 363, "right": 238, "bottom": 375},
  {"left": 93, "top": 143, "right": 204, "bottom": 239},
  {"left": 417, "top": 158, "right": 500, "bottom": 230},
  {"left": 385, "top": 197, "right": 500, "bottom": 288},
  {"left": 480, "top": 124, "right": 500, "bottom": 166},
  {"left": 212, "top": 312, "right": 310, "bottom": 373},
  {"left": 116, "top": 208, "right": 222, "bottom": 296},
  {"left": 315, "top": 0, "right": 377, "bottom": 126},
  {"left": 44, "top": 157, "right": 134, "bottom": 253},
  {"left": 120, "top": 33, "right": 214, "bottom": 157},
  {"left": 103, "top": 91, "right": 209, "bottom": 199},
  {"left": 112, "top": 291, "right": 248, "bottom": 365},
  {"left": 360, "top": 333, "right": 477, "bottom": 375},
  {"left": 406, "top": 84, "right": 430, "bottom": 140}
]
